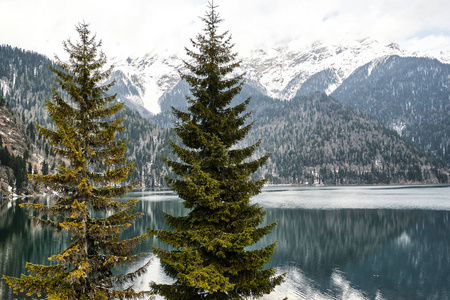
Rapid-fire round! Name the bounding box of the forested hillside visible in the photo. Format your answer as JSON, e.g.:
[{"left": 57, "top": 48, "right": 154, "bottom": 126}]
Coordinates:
[
  {"left": 1, "top": 45, "right": 448, "bottom": 190},
  {"left": 331, "top": 55, "right": 450, "bottom": 165},
  {"left": 0, "top": 97, "right": 57, "bottom": 195},
  {"left": 156, "top": 83, "right": 448, "bottom": 184},
  {"left": 0, "top": 45, "right": 171, "bottom": 189},
  {"left": 249, "top": 93, "right": 447, "bottom": 184},
  {"left": 0, "top": 101, "right": 29, "bottom": 194}
]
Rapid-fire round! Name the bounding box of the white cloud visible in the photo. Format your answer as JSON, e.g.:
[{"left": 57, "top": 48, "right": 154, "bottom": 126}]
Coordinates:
[{"left": 1, "top": 0, "right": 449, "bottom": 59}]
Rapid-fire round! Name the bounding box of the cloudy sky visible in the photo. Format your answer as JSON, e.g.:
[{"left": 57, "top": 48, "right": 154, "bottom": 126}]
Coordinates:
[{"left": 2, "top": 0, "right": 450, "bottom": 59}]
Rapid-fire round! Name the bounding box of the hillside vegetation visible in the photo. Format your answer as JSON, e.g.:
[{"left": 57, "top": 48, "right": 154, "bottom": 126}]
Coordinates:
[{"left": 0, "top": 45, "right": 448, "bottom": 193}]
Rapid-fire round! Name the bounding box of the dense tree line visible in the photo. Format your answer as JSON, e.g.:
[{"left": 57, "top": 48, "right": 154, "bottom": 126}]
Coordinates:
[{"left": 0, "top": 136, "right": 28, "bottom": 193}]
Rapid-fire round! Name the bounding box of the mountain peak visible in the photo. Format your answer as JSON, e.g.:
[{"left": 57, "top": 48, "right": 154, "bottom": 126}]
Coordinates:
[
  {"left": 111, "top": 37, "right": 448, "bottom": 114},
  {"left": 238, "top": 38, "right": 410, "bottom": 101}
]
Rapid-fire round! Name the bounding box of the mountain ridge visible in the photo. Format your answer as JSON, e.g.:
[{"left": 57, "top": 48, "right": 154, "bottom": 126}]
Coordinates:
[
  {"left": 0, "top": 44, "right": 448, "bottom": 190},
  {"left": 110, "top": 38, "right": 450, "bottom": 115}
]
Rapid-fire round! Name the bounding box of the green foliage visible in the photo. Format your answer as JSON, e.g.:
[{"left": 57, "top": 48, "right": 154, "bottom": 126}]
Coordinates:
[
  {"left": 150, "top": 3, "right": 284, "bottom": 299},
  {"left": 3, "top": 23, "right": 151, "bottom": 299}
]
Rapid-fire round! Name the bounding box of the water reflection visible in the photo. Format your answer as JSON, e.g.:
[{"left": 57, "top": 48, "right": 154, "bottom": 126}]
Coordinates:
[
  {"left": 343, "top": 211, "right": 450, "bottom": 300},
  {"left": 0, "top": 198, "right": 67, "bottom": 300},
  {"left": 263, "top": 209, "right": 415, "bottom": 274},
  {"left": 122, "top": 193, "right": 189, "bottom": 254},
  {"left": 260, "top": 209, "right": 450, "bottom": 299},
  {"left": 126, "top": 197, "right": 450, "bottom": 299},
  {"left": 1, "top": 189, "right": 450, "bottom": 299}
]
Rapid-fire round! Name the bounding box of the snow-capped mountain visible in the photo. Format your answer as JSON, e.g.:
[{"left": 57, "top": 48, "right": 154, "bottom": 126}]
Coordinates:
[
  {"left": 238, "top": 38, "right": 409, "bottom": 100},
  {"left": 110, "top": 38, "right": 448, "bottom": 115}
]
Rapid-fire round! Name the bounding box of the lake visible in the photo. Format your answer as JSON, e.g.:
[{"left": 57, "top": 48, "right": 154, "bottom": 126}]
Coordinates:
[{"left": 1, "top": 185, "right": 449, "bottom": 299}]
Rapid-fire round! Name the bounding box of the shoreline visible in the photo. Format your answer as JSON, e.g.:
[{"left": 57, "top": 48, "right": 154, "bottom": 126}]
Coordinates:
[{"left": 3, "top": 182, "right": 449, "bottom": 200}]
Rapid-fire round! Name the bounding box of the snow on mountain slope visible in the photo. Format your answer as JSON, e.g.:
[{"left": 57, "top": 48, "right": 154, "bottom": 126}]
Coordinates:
[
  {"left": 239, "top": 38, "right": 408, "bottom": 100},
  {"left": 111, "top": 51, "right": 183, "bottom": 114},
  {"left": 111, "top": 38, "right": 448, "bottom": 115}
]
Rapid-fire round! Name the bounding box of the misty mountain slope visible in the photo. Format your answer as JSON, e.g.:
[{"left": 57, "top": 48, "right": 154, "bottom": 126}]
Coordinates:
[
  {"left": 331, "top": 55, "right": 450, "bottom": 164},
  {"left": 149, "top": 77, "right": 449, "bottom": 184},
  {"left": 236, "top": 38, "right": 408, "bottom": 101},
  {"left": 109, "top": 53, "right": 183, "bottom": 115},
  {"left": 245, "top": 93, "right": 446, "bottom": 184},
  {"left": 107, "top": 41, "right": 450, "bottom": 173},
  {"left": 295, "top": 68, "right": 340, "bottom": 97},
  {"left": 0, "top": 45, "right": 172, "bottom": 188}
]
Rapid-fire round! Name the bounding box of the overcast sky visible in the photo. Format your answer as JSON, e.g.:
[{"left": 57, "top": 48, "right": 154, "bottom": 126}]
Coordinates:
[{"left": 2, "top": 0, "right": 450, "bottom": 59}]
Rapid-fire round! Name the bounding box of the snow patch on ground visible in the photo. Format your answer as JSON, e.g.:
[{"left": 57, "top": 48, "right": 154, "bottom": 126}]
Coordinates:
[{"left": 391, "top": 121, "right": 407, "bottom": 136}]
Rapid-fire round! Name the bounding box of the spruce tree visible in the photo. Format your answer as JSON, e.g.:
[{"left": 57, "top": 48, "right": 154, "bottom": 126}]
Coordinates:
[
  {"left": 149, "top": 2, "right": 284, "bottom": 299},
  {"left": 3, "top": 23, "right": 150, "bottom": 300}
]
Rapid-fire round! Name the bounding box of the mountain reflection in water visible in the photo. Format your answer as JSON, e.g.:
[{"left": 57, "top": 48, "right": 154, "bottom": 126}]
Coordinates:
[
  {"left": 260, "top": 208, "right": 450, "bottom": 299},
  {"left": 1, "top": 186, "right": 449, "bottom": 299}
]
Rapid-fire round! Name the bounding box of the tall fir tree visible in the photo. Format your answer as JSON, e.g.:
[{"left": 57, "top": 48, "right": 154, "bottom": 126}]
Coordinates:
[
  {"left": 149, "top": 2, "right": 284, "bottom": 299},
  {"left": 3, "top": 23, "right": 151, "bottom": 300}
]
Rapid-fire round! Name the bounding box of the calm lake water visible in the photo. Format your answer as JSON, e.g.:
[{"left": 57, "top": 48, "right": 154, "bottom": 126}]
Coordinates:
[{"left": 1, "top": 185, "right": 449, "bottom": 299}]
